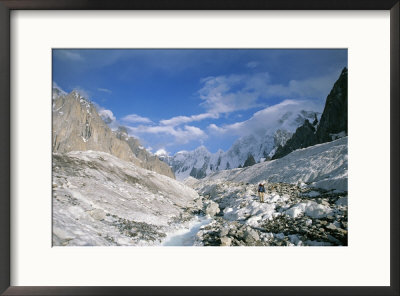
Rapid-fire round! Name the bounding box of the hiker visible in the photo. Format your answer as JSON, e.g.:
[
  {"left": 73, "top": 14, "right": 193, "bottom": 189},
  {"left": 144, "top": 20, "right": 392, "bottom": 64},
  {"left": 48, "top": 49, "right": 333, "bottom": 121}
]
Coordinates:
[{"left": 257, "top": 183, "right": 265, "bottom": 202}]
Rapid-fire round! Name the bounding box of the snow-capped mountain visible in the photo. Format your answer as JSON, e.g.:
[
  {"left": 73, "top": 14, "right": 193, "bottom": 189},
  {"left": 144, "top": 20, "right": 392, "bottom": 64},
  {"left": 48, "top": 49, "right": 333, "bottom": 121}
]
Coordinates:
[
  {"left": 273, "top": 67, "right": 348, "bottom": 159},
  {"left": 159, "top": 146, "right": 221, "bottom": 180},
  {"left": 51, "top": 86, "right": 347, "bottom": 247},
  {"left": 195, "top": 136, "right": 348, "bottom": 192},
  {"left": 161, "top": 68, "right": 347, "bottom": 181},
  {"left": 161, "top": 109, "right": 319, "bottom": 180}
]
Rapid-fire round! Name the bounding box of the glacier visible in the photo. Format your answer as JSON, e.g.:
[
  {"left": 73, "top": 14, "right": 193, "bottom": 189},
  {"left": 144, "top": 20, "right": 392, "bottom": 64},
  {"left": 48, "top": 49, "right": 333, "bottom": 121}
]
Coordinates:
[
  {"left": 195, "top": 136, "right": 348, "bottom": 192},
  {"left": 52, "top": 150, "right": 202, "bottom": 246},
  {"left": 52, "top": 135, "right": 348, "bottom": 246}
]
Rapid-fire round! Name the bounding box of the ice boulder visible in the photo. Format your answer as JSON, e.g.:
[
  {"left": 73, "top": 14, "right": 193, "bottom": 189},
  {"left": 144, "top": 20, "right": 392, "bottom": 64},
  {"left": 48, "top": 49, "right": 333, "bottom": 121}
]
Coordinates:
[
  {"left": 285, "top": 201, "right": 332, "bottom": 219},
  {"left": 220, "top": 236, "right": 232, "bottom": 246},
  {"left": 203, "top": 200, "right": 220, "bottom": 217},
  {"left": 304, "top": 201, "right": 332, "bottom": 218}
]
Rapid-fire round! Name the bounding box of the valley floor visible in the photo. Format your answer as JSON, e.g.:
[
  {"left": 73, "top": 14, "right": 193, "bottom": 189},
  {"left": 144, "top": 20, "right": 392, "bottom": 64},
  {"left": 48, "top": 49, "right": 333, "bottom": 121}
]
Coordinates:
[
  {"left": 153, "top": 182, "right": 348, "bottom": 247},
  {"left": 190, "top": 181, "right": 348, "bottom": 246},
  {"left": 52, "top": 138, "right": 348, "bottom": 247},
  {"left": 54, "top": 174, "right": 348, "bottom": 247}
]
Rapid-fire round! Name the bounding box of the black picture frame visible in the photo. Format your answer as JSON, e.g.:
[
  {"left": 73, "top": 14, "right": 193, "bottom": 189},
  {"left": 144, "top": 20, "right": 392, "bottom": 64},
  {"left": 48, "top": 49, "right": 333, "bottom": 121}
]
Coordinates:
[{"left": 0, "top": 1, "right": 399, "bottom": 295}]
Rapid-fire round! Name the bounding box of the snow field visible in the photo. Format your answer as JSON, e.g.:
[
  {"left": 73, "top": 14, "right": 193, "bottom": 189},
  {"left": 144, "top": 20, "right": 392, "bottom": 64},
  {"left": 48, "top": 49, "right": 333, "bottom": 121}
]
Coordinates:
[
  {"left": 196, "top": 137, "right": 348, "bottom": 192},
  {"left": 52, "top": 151, "right": 202, "bottom": 246}
]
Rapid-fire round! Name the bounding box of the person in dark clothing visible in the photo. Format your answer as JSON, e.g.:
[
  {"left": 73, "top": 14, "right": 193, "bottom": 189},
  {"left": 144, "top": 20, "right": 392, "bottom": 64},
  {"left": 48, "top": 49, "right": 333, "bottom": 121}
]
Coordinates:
[{"left": 257, "top": 183, "right": 265, "bottom": 202}]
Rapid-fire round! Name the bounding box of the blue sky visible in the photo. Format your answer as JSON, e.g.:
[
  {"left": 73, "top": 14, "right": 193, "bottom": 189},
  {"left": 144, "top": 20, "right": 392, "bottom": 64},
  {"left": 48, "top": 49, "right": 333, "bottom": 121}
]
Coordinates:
[{"left": 53, "top": 49, "right": 347, "bottom": 155}]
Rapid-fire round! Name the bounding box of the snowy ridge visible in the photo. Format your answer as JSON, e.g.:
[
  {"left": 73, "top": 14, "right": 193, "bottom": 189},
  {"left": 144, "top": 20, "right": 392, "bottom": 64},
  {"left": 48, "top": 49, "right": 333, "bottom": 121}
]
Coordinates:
[
  {"left": 195, "top": 137, "right": 348, "bottom": 192},
  {"left": 186, "top": 138, "right": 349, "bottom": 246},
  {"left": 162, "top": 109, "right": 319, "bottom": 180}
]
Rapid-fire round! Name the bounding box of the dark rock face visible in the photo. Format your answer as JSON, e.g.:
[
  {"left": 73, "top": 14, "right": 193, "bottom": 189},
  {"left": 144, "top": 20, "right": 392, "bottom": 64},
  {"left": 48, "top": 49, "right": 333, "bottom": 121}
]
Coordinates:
[
  {"left": 243, "top": 154, "right": 256, "bottom": 167},
  {"left": 190, "top": 164, "right": 208, "bottom": 179},
  {"left": 316, "top": 67, "right": 348, "bottom": 143},
  {"left": 272, "top": 67, "right": 348, "bottom": 160},
  {"left": 273, "top": 120, "right": 316, "bottom": 159}
]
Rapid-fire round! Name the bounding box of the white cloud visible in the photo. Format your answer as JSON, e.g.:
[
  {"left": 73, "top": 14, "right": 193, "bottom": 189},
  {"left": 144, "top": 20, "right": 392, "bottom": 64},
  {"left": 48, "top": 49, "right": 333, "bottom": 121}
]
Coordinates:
[
  {"left": 98, "top": 109, "right": 116, "bottom": 122},
  {"left": 128, "top": 70, "right": 338, "bottom": 150},
  {"left": 198, "top": 73, "right": 268, "bottom": 114},
  {"left": 122, "top": 114, "right": 153, "bottom": 124},
  {"left": 90, "top": 69, "right": 338, "bottom": 152},
  {"left": 183, "top": 125, "right": 205, "bottom": 137},
  {"left": 207, "top": 99, "right": 323, "bottom": 137},
  {"left": 198, "top": 70, "right": 339, "bottom": 115},
  {"left": 127, "top": 124, "right": 207, "bottom": 145},
  {"left": 97, "top": 107, "right": 120, "bottom": 130},
  {"left": 155, "top": 148, "right": 169, "bottom": 156},
  {"left": 97, "top": 88, "right": 112, "bottom": 94},
  {"left": 208, "top": 123, "right": 225, "bottom": 133},
  {"left": 160, "top": 113, "right": 218, "bottom": 126},
  {"left": 130, "top": 125, "right": 173, "bottom": 134},
  {"left": 52, "top": 82, "right": 65, "bottom": 92}
]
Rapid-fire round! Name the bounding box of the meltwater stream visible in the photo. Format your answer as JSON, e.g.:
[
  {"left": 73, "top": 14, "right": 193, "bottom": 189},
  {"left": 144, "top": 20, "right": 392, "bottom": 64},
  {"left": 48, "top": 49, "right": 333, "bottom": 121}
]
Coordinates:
[{"left": 162, "top": 216, "right": 212, "bottom": 246}]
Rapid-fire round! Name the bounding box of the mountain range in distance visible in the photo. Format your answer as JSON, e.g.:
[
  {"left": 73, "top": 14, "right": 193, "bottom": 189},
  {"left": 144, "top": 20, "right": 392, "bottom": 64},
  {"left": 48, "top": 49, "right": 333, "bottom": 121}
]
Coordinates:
[
  {"left": 52, "top": 67, "right": 347, "bottom": 182},
  {"left": 51, "top": 65, "right": 348, "bottom": 247},
  {"left": 159, "top": 67, "right": 348, "bottom": 180}
]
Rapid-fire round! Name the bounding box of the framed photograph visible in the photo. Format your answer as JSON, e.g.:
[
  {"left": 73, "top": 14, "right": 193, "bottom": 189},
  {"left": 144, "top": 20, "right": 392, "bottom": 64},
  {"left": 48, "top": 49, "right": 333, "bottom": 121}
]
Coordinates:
[{"left": 1, "top": 1, "right": 399, "bottom": 295}]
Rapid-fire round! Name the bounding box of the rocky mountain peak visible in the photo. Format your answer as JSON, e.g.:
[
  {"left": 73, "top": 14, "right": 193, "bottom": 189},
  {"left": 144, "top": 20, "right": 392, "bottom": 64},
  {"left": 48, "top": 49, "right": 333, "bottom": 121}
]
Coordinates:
[
  {"left": 116, "top": 126, "right": 129, "bottom": 136},
  {"left": 161, "top": 107, "right": 320, "bottom": 180},
  {"left": 194, "top": 145, "right": 211, "bottom": 155},
  {"left": 53, "top": 91, "right": 139, "bottom": 164},
  {"left": 114, "top": 126, "right": 175, "bottom": 179},
  {"left": 52, "top": 90, "right": 175, "bottom": 179},
  {"left": 52, "top": 86, "right": 67, "bottom": 100},
  {"left": 315, "top": 67, "right": 348, "bottom": 143},
  {"left": 273, "top": 68, "right": 348, "bottom": 159}
]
